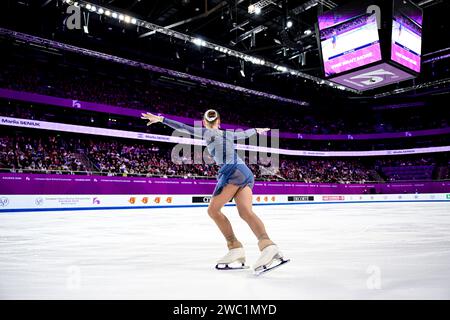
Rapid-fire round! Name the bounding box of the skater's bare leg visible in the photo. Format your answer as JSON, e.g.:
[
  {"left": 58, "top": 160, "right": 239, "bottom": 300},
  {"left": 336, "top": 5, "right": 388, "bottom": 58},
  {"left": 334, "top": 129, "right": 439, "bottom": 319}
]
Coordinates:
[
  {"left": 208, "top": 184, "right": 242, "bottom": 249},
  {"left": 234, "top": 186, "right": 275, "bottom": 251}
]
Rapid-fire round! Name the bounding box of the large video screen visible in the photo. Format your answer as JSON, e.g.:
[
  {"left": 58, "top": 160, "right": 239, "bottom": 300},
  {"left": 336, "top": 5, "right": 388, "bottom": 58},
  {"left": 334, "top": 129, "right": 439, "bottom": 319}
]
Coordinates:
[
  {"left": 391, "top": 0, "right": 423, "bottom": 73},
  {"left": 319, "top": 13, "right": 382, "bottom": 77}
]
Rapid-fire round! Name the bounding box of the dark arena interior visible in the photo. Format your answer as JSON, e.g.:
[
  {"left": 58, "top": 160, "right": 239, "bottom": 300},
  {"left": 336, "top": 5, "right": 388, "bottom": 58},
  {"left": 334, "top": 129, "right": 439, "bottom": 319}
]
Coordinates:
[{"left": 0, "top": 0, "right": 450, "bottom": 302}]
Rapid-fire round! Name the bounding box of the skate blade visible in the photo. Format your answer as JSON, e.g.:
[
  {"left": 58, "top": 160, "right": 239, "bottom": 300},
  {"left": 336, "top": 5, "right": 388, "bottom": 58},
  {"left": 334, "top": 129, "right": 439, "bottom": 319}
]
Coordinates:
[
  {"left": 215, "top": 263, "right": 249, "bottom": 271},
  {"left": 254, "top": 258, "right": 290, "bottom": 276}
]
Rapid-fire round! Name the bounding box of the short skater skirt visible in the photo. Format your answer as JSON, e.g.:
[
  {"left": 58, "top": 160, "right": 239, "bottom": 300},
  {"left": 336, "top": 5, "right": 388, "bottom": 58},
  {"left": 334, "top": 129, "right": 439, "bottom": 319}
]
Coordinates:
[{"left": 212, "top": 163, "right": 255, "bottom": 197}]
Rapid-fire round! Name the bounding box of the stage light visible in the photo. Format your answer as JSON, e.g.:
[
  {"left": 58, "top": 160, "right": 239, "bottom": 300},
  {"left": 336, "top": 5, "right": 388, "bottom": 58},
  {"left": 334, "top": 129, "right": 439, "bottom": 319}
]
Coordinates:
[
  {"left": 192, "top": 38, "right": 205, "bottom": 46},
  {"left": 248, "top": 0, "right": 273, "bottom": 15},
  {"left": 240, "top": 61, "right": 246, "bottom": 77},
  {"left": 65, "top": 1, "right": 355, "bottom": 94},
  {"left": 248, "top": 3, "right": 261, "bottom": 14}
]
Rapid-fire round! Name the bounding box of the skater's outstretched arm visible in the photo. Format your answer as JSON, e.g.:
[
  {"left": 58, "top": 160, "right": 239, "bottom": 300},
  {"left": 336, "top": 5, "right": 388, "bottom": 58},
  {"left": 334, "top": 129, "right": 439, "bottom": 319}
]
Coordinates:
[
  {"left": 232, "top": 128, "right": 271, "bottom": 140},
  {"left": 141, "top": 112, "right": 204, "bottom": 138}
]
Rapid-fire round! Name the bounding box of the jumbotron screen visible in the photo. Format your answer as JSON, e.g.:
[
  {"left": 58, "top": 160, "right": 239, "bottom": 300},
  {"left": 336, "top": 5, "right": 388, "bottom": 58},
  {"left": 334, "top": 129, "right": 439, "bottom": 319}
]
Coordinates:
[
  {"left": 319, "top": 13, "right": 382, "bottom": 77},
  {"left": 391, "top": 0, "right": 423, "bottom": 73}
]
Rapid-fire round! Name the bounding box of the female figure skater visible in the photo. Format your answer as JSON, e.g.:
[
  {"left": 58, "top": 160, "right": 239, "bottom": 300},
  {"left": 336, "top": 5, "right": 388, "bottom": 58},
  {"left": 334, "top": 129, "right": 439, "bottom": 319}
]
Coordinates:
[{"left": 142, "top": 110, "right": 288, "bottom": 274}]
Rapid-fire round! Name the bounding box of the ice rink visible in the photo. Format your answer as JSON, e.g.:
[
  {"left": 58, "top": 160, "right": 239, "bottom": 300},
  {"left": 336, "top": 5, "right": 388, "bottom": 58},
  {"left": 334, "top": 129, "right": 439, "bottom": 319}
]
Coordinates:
[{"left": 1, "top": 202, "right": 450, "bottom": 300}]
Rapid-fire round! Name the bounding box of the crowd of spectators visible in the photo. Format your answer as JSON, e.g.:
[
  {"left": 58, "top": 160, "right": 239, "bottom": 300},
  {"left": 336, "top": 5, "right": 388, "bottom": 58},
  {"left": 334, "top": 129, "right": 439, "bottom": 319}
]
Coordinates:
[
  {"left": 1, "top": 131, "right": 447, "bottom": 182},
  {"left": 2, "top": 102, "right": 448, "bottom": 155},
  {"left": 0, "top": 135, "right": 85, "bottom": 174},
  {"left": 276, "top": 159, "right": 371, "bottom": 183},
  {"left": 374, "top": 157, "right": 438, "bottom": 182},
  {"left": 85, "top": 139, "right": 372, "bottom": 183},
  {"left": 1, "top": 52, "right": 448, "bottom": 182},
  {"left": 374, "top": 157, "right": 436, "bottom": 168},
  {"left": 1, "top": 56, "right": 448, "bottom": 136},
  {"left": 86, "top": 140, "right": 219, "bottom": 178}
]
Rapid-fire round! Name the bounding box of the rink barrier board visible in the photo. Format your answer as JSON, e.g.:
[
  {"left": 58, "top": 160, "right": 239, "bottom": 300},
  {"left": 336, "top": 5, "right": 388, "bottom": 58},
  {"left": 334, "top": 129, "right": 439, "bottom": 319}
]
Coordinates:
[
  {"left": 0, "top": 194, "right": 449, "bottom": 212},
  {"left": 2, "top": 173, "right": 450, "bottom": 195}
]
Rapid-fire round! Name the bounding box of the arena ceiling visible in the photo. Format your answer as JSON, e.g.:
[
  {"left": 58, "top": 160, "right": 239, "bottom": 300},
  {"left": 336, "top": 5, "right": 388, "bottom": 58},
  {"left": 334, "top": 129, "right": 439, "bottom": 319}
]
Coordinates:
[{"left": 1, "top": 0, "right": 449, "bottom": 102}]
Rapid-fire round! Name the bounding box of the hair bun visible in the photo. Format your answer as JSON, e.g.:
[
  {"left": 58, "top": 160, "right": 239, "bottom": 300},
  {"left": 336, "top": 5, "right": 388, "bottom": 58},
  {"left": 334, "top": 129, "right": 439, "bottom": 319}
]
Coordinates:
[{"left": 204, "top": 109, "right": 218, "bottom": 122}]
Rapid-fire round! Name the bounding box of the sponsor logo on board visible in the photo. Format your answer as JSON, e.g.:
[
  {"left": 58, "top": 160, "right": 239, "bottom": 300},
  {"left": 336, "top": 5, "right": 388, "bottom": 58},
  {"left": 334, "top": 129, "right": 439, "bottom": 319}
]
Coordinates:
[
  {"left": 288, "top": 196, "right": 315, "bottom": 202},
  {"left": 192, "top": 196, "right": 232, "bottom": 204},
  {"left": 35, "top": 197, "right": 44, "bottom": 206},
  {"left": 322, "top": 196, "right": 345, "bottom": 201},
  {"left": 192, "top": 196, "right": 212, "bottom": 203},
  {"left": 0, "top": 197, "right": 10, "bottom": 207}
]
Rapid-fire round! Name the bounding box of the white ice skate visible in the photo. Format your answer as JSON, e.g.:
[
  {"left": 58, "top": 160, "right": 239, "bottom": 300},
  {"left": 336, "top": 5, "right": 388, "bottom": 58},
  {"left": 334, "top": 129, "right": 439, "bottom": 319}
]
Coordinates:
[
  {"left": 253, "top": 244, "right": 290, "bottom": 276},
  {"left": 215, "top": 247, "right": 249, "bottom": 270}
]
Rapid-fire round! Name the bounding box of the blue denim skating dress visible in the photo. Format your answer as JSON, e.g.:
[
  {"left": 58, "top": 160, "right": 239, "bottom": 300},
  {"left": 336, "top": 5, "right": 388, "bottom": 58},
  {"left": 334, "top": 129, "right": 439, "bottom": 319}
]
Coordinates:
[{"left": 162, "top": 117, "right": 256, "bottom": 197}]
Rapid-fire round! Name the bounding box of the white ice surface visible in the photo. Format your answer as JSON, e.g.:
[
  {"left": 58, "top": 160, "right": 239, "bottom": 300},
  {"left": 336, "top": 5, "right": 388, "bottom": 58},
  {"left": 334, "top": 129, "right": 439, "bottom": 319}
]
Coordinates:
[{"left": 1, "top": 202, "right": 449, "bottom": 299}]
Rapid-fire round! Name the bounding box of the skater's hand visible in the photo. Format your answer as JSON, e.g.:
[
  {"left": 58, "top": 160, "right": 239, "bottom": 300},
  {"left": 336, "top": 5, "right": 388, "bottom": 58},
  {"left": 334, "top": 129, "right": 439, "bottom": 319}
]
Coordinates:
[
  {"left": 256, "top": 128, "right": 270, "bottom": 134},
  {"left": 141, "top": 112, "right": 163, "bottom": 126}
]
